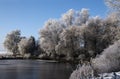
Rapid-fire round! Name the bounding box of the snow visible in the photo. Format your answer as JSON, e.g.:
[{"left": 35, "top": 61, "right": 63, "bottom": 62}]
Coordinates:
[{"left": 0, "top": 51, "right": 12, "bottom": 55}]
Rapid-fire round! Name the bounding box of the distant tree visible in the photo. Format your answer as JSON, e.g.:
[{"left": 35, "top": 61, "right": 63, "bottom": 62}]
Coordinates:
[
  {"left": 18, "top": 37, "right": 27, "bottom": 56},
  {"left": 34, "top": 40, "right": 42, "bottom": 56},
  {"left": 18, "top": 36, "right": 36, "bottom": 56},
  {"left": 4, "top": 30, "right": 21, "bottom": 56},
  {"left": 27, "top": 36, "right": 36, "bottom": 56}
]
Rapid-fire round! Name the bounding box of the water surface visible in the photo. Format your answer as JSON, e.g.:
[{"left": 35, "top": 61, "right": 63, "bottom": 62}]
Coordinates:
[{"left": 0, "top": 60, "right": 72, "bottom": 79}]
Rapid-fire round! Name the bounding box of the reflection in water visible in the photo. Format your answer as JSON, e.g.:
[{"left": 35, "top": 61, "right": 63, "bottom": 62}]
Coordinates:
[{"left": 0, "top": 60, "right": 72, "bottom": 79}]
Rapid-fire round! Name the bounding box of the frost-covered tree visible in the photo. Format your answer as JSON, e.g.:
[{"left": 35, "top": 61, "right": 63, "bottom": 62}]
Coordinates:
[
  {"left": 101, "top": 13, "right": 120, "bottom": 50},
  {"left": 4, "top": 30, "right": 21, "bottom": 56},
  {"left": 75, "top": 8, "right": 89, "bottom": 25},
  {"left": 34, "top": 40, "right": 42, "bottom": 56},
  {"left": 105, "top": 0, "right": 120, "bottom": 12},
  {"left": 39, "top": 9, "right": 90, "bottom": 60},
  {"left": 39, "top": 8, "right": 120, "bottom": 61},
  {"left": 56, "top": 26, "right": 83, "bottom": 60},
  {"left": 61, "top": 8, "right": 89, "bottom": 27},
  {"left": 101, "top": 0, "right": 120, "bottom": 52},
  {"left": 18, "top": 36, "right": 36, "bottom": 56},
  {"left": 18, "top": 37, "right": 27, "bottom": 56},
  {"left": 40, "top": 19, "right": 64, "bottom": 59},
  {"left": 27, "top": 36, "right": 36, "bottom": 55},
  {"left": 61, "top": 9, "right": 75, "bottom": 26},
  {"left": 81, "top": 14, "right": 120, "bottom": 58},
  {"left": 82, "top": 16, "right": 104, "bottom": 57},
  {"left": 105, "top": 0, "right": 120, "bottom": 21}
]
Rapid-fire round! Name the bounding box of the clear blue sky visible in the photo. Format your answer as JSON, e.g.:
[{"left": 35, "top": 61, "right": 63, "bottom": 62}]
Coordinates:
[{"left": 0, "top": 0, "right": 107, "bottom": 50}]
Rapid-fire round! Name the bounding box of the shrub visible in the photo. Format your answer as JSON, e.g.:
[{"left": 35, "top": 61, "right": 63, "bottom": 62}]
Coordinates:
[
  {"left": 69, "top": 63, "right": 94, "bottom": 79},
  {"left": 92, "top": 40, "right": 120, "bottom": 73}
]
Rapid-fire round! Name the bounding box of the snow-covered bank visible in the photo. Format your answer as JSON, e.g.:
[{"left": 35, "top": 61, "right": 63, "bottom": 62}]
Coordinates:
[
  {"left": 69, "top": 63, "right": 120, "bottom": 79},
  {"left": 70, "top": 71, "right": 120, "bottom": 79},
  {"left": 96, "top": 72, "right": 120, "bottom": 79}
]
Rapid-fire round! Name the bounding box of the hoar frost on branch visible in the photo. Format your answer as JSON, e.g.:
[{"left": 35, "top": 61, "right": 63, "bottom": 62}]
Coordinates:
[
  {"left": 56, "top": 26, "right": 83, "bottom": 60},
  {"left": 39, "top": 8, "right": 89, "bottom": 60},
  {"left": 40, "top": 19, "right": 64, "bottom": 58},
  {"left": 18, "top": 36, "right": 36, "bottom": 56},
  {"left": 105, "top": 0, "right": 120, "bottom": 12}
]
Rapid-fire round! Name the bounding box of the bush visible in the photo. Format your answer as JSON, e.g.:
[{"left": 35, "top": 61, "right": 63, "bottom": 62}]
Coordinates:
[
  {"left": 92, "top": 40, "right": 120, "bottom": 74},
  {"left": 69, "top": 63, "right": 94, "bottom": 79}
]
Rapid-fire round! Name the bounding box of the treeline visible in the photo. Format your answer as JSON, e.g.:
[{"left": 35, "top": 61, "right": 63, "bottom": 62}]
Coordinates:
[
  {"left": 4, "top": 30, "right": 42, "bottom": 58},
  {"left": 39, "top": 9, "right": 120, "bottom": 62},
  {"left": 4, "top": 9, "right": 120, "bottom": 61},
  {"left": 3, "top": 0, "right": 120, "bottom": 64}
]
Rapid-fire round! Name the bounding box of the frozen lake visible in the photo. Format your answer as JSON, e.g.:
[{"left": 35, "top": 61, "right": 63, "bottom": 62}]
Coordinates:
[{"left": 0, "top": 60, "right": 72, "bottom": 79}]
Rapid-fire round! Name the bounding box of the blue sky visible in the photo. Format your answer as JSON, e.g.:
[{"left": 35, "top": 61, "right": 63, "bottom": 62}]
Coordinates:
[{"left": 0, "top": 0, "right": 107, "bottom": 50}]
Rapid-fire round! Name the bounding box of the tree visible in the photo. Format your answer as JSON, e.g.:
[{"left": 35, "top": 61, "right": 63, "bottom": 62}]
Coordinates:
[
  {"left": 82, "top": 16, "right": 104, "bottom": 57},
  {"left": 105, "top": 0, "right": 120, "bottom": 21},
  {"left": 81, "top": 14, "right": 120, "bottom": 58},
  {"left": 27, "top": 36, "right": 36, "bottom": 56},
  {"left": 39, "top": 9, "right": 90, "bottom": 60},
  {"left": 39, "top": 8, "right": 120, "bottom": 61},
  {"left": 75, "top": 8, "right": 89, "bottom": 25},
  {"left": 105, "top": 0, "right": 120, "bottom": 12},
  {"left": 18, "top": 37, "right": 27, "bottom": 56},
  {"left": 39, "top": 19, "right": 64, "bottom": 59},
  {"left": 4, "top": 30, "right": 21, "bottom": 56},
  {"left": 61, "top": 8, "right": 89, "bottom": 27},
  {"left": 61, "top": 9, "right": 75, "bottom": 26},
  {"left": 101, "top": 13, "right": 120, "bottom": 51},
  {"left": 34, "top": 40, "right": 43, "bottom": 56},
  {"left": 55, "top": 26, "right": 83, "bottom": 60},
  {"left": 18, "top": 36, "right": 36, "bottom": 56}
]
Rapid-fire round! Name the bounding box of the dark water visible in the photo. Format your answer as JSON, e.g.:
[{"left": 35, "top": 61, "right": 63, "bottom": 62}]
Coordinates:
[{"left": 0, "top": 60, "right": 72, "bottom": 79}]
